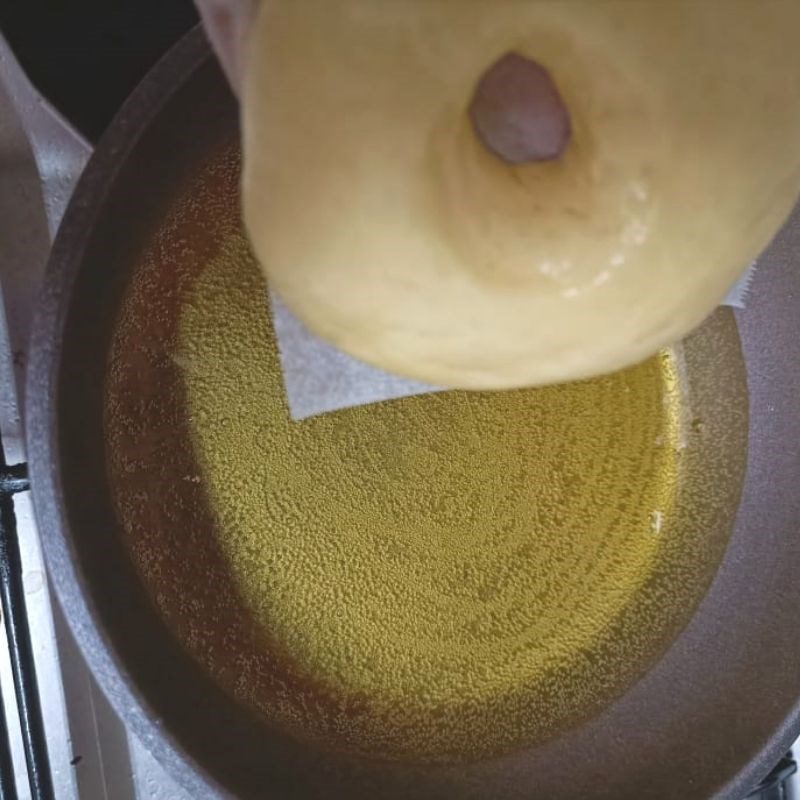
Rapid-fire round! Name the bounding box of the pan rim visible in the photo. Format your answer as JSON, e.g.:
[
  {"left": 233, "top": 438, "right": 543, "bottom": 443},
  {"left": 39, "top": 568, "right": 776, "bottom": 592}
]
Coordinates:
[{"left": 25, "top": 25, "right": 233, "bottom": 800}]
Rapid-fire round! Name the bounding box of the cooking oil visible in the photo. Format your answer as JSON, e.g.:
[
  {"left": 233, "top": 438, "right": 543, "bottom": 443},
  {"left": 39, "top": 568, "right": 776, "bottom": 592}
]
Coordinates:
[{"left": 104, "top": 142, "right": 746, "bottom": 762}]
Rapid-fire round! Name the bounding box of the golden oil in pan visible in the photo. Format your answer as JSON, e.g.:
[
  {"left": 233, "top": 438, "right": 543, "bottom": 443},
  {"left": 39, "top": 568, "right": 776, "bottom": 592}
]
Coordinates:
[{"left": 104, "top": 143, "right": 747, "bottom": 763}]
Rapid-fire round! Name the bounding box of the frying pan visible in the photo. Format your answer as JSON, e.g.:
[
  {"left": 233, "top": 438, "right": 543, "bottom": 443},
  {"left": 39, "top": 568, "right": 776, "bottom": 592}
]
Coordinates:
[{"left": 24, "top": 26, "right": 800, "bottom": 800}]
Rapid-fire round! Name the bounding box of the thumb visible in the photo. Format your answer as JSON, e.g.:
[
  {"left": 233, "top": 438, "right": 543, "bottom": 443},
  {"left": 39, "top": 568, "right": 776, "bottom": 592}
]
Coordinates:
[{"left": 194, "top": 0, "right": 257, "bottom": 97}]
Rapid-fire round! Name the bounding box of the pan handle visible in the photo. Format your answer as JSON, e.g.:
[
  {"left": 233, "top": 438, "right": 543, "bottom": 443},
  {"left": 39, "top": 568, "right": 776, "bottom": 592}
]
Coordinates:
[{"left": 0, "top": 31, "right": 91, "bottom": 240}]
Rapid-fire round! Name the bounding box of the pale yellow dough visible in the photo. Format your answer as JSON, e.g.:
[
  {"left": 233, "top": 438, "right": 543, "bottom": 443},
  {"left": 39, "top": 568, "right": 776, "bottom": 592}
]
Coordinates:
[{"left": 242, "top": 0, "right": 800, "bottom": 389}]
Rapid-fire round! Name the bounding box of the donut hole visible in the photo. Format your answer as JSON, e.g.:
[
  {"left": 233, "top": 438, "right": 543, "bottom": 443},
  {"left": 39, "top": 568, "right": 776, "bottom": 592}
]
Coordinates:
[{"left": 469, "top": 52, "right": 572, "bottom": 165}]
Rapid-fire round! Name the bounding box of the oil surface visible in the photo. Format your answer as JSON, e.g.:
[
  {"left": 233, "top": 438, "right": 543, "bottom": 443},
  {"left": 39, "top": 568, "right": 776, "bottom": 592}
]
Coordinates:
[{"left": 104, "top": 142, "right": 747, "bottom": 762}]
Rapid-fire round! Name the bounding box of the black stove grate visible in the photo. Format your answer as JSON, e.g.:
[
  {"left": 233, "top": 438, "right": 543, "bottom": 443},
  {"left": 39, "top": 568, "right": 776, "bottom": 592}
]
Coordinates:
[
  {"left": 748, "top": 754, "right": 798, "bottom": 800},
  {"left": 0, "top": 430, "right": 53, "bottom": 800}
]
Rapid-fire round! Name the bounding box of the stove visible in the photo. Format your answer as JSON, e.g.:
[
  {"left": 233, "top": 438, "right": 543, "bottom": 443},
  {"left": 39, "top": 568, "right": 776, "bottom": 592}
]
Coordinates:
[{"left": 0, "top": 4, "right": 795, "bottom": 798}]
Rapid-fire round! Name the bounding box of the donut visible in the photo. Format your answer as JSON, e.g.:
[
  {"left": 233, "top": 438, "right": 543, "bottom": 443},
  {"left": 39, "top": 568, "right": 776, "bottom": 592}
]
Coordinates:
[{"left": 242, "top": 0, "right": 800, "bottom": 389}]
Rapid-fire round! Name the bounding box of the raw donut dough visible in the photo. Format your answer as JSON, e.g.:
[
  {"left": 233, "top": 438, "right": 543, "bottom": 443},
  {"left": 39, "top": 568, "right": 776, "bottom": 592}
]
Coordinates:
[{"left": 242, "top": 0, "right": 800, "bottom": 389}]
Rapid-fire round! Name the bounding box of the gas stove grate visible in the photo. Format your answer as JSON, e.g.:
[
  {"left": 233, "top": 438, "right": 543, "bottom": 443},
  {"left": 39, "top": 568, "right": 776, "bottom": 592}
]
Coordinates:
[{"left": 0, "top": 429, "right": 53, "bottom": 800}]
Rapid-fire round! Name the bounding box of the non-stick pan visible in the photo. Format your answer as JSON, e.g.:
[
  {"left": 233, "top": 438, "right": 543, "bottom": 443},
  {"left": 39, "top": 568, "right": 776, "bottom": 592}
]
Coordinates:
[{"left": 25, "top": 27, "right": 800, "bottom": 800}]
